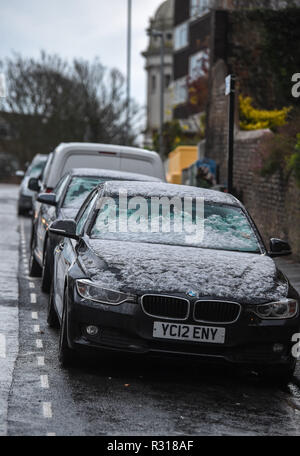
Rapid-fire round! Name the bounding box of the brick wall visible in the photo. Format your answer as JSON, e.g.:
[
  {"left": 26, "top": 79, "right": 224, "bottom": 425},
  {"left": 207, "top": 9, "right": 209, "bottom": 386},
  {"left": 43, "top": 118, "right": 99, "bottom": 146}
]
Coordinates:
[{"left": 233, "top": 130, "right": 300, "bottom": 257}]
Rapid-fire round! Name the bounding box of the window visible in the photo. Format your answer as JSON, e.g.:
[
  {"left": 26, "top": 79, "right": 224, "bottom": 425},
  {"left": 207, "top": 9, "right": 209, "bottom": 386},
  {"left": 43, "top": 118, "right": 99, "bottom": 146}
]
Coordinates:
[
  {"left": 91, "top": 197, "right": 260, "bottom": 253},
  {"left": 53, "top": 175, "right": 69, "bottom": 202},
  {"left": 174, "top": 22, "right": 188, "bottom": 51},
  {"left": 151, "top": 75, "right": 156, "bottom": 93},
  {"left": 76, "top": 193, "right": 98, "bottom": 236},
  {"left": 189, "top": 50, "right": 209, "bottom": 81},
  {"left": 174, "top": 78, "right": 187, "bottom": 105},
  {"left": 165, "top": 74, "right": 171, "bottom": 90},
  {"left": 62, "top": 176, "right": 103, "bottom": 208},
  {"left": 190, "top": 0, "right": 210, "bottom": 19}
]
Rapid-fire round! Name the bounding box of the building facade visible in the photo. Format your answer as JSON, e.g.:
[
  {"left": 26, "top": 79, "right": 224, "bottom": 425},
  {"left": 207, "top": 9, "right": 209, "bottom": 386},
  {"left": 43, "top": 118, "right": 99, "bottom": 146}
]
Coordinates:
[
  {"left": 173, "top": 0, "right": 212, "bottom": 133},
  {"left": 142, "top": 0, "right": 174, "bottom": 147}
]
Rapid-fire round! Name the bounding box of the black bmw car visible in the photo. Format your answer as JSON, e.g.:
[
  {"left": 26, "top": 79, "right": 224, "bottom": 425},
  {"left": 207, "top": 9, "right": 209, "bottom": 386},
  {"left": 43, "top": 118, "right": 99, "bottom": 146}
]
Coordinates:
[{"left": 48, "top": 181, "right": 300, "bottom": 381}]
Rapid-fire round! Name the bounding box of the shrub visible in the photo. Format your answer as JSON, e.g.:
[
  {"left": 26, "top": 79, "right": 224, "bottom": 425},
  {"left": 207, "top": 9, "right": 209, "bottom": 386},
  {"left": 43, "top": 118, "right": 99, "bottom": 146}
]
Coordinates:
[{"left": 239, "top": 95, "right": 291, "bottom": 131}]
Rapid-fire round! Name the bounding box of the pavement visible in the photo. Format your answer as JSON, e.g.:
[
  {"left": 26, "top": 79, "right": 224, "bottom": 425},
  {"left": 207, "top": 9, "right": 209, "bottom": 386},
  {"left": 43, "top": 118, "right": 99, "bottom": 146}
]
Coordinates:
[
  {"left": 1, "top": 184, "right": 300, "bottom": 436},
  {"left": 0, "top": 184, "right": 19, "bottom": 436}
]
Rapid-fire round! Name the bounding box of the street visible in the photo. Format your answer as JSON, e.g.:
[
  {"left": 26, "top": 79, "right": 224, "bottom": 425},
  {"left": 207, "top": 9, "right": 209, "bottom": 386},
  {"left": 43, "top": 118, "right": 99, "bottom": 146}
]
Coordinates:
[{"left": 0, "top": 184, "right": 300, "bottom": 436}]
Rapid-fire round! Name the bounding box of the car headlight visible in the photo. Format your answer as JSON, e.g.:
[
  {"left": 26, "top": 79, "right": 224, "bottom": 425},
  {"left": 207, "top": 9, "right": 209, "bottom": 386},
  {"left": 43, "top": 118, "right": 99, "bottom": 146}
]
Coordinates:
[
  {"left": 76, "top": 279, "right": 135, "bottom": 305},
  {"left": 253, "top": 299, "right": 298, "bottom": 319}
]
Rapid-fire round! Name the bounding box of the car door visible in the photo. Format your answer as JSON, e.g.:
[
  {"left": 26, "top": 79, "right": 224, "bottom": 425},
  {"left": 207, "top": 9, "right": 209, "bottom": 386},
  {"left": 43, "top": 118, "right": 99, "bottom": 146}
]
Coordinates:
[
  {"left": 54, "top": 191, "right": 99, "bottom": 318},
  {"left": 36, "top": 175, "right": 69, "bottom": 262}
]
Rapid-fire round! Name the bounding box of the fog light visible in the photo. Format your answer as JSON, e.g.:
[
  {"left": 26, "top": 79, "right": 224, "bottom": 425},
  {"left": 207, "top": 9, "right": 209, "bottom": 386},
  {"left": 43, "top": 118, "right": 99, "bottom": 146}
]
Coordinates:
[
  {"left": 273, "top": 343, "right": 284, "bottom": 353},
  {"left": 86, "top": 325, "right": 99, "bottom": 336}
]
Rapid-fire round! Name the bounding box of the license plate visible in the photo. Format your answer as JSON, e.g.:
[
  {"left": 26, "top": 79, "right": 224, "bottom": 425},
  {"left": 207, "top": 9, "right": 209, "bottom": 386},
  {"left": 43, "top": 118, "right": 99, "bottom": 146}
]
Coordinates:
[{"left": 153, "top": 322, "right": 226, "bottom": 344}]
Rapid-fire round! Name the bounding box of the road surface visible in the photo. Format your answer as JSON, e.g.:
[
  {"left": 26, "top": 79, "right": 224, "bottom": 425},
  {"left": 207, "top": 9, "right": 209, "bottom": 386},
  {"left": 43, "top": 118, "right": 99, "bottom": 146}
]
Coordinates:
[{"left": 1, "top": 184, "right": 300, "bottom": 436}]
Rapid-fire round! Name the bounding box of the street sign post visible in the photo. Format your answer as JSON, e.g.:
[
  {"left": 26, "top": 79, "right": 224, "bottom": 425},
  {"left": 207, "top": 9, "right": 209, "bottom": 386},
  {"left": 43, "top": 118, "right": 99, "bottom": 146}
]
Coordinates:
[{"left": 225, "top": 74, "right": 236, "bottom": 195}]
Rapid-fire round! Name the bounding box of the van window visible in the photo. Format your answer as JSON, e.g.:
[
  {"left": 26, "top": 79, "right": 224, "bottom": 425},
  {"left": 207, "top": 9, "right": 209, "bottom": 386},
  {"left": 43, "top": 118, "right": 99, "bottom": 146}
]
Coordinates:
[
  {"left": 120, "top": 158, "right": 155, "bottom": 176},
  {"left": 62, "top": 154, "right": 121, "bottom": 175}
]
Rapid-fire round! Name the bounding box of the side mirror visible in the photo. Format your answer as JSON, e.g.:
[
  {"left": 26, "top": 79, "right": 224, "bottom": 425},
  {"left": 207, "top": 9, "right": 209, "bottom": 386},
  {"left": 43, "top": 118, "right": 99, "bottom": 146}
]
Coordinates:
[
  {"left": 37, "top": 193, "right": 57, "bottom": 206},
  {"left": 16, "top": 170, "right": 25, "bottom": 178},
  {"left": 49, "top": 219, "right": 79, "bottom": 241},
  {"left": 269, "top": 238, "right": 292, "bottom": 257},
  {"left": 28, "top": 177, "right": 41, "bottom": 192}
]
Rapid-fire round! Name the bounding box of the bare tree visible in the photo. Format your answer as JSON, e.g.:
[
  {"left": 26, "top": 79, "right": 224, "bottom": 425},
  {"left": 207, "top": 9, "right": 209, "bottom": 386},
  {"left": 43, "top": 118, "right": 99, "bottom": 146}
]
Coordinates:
[{"left": 0, "top": 52, "right": 140, "bottom": 166}]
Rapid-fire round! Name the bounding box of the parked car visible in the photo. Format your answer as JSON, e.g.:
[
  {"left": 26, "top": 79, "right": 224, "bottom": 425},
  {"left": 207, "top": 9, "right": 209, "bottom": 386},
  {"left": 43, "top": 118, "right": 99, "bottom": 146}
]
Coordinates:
[
  {"left": 17, "top": 154, "right": 48, "bottom": 215},
  {"left": 48, "top": 181, "right": 299, "bottom": 382},
  {"left": 29, "top": 143, "right": 166, "bottom": 195},
  {"left": 29, "top": 168, "right": 163, "bottom": 293}
]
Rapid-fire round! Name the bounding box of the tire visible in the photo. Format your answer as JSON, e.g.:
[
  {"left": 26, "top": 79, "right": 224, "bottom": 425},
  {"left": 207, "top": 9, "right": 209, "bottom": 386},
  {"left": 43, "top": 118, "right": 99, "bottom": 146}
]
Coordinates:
[
  {"left": 41, "top": 238, "right": 52, "bottom": 294},
  {"left": 29, "top": 248, "right": 42, "bottom": 277},
  {"left": 47, "top": 282, "right": 59, "bottom": 329},
  {"left": 59, "top": 289, "right": 76, "bottom": 367}
]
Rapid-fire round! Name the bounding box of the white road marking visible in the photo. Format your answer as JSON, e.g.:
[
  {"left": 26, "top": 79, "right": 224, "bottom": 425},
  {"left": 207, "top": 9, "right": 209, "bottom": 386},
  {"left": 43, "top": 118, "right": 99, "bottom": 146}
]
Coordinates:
[
  {"left": 0, "top": 334, "right": 6, "bottom": 358},
  {"left": 40, "top": 375, "right": 49, "bottom": 389},
  {"left": 33, "top": 325, "right": 40, "bottom": 333},
  {"left": 47, "top": 433, "right": 56, "bottom": 436},
  {"left": 43, "top": 402, "right": 52, "bottom": 419},
  {"left": 37, "top": 356, "right": 45, "bottom": 366},
  {"left": 29, "top": 282, "right": 35, "bottom": 289},
  {"left": 30, "top": 293, "right": 37, "bottom": 304},
  {"left": 36, "top": 339, "right": 43, "bottom": 349},
  {"left": 32, "top": 312, "right": 38, "bottom": 320}
]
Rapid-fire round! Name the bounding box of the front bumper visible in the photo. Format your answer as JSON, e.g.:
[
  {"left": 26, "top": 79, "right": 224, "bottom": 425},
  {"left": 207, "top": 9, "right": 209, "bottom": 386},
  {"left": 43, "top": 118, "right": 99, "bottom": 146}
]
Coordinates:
[{"left": 67, "top": 291, "right": 300, "bottom": 366}]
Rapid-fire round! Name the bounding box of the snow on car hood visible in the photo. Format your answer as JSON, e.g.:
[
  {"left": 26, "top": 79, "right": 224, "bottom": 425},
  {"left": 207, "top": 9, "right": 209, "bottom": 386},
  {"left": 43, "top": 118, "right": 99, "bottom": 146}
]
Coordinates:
[{"left": 80, "top": 240, "right": 288, "bottom": 304}]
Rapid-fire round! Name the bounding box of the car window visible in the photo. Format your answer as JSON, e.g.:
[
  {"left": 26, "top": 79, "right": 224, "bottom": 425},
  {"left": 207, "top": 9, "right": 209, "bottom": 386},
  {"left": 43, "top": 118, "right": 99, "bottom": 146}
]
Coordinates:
[
  {"left": 90, "top": 198, "right": 261, "bottom": 253},
  {"left": 54, "top": 175, "right": 69, "bottom": 202},
  {"left": 26, "top": 159, "right": 47, "bottom": 178},
  {"left": 76, "top": 193, "right": 98, "bottom": 236},
  {"left": 42, "top": 152, "right": 54, "bottom": 185},
  {"left": 62, "top": 176, "right": 103, "bottom": 208}
]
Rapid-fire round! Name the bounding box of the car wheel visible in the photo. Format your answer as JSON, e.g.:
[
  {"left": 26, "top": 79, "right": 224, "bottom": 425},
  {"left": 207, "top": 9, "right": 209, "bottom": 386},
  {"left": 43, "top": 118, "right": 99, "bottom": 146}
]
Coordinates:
[
  {"left": 29, "top": 248, "right": 42, "bottom": 277},
  {"left": 47, "top": 282, "right": 59, "bottom": 329},
  {"left": 41, "top": 238, "right": 52, "bottom": 294},
  {"left": 59, "top": 289, "right": 76, "bottom": 367}
]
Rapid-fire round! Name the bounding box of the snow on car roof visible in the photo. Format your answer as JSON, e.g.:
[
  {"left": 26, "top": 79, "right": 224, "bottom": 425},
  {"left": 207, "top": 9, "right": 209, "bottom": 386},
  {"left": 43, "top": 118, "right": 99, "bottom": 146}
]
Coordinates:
[
  {"left": 103, "top": 181, "right": 240, "bottom": 206},
  {"left": 66, "top": 168, "right": 162, "bottom": 182}
]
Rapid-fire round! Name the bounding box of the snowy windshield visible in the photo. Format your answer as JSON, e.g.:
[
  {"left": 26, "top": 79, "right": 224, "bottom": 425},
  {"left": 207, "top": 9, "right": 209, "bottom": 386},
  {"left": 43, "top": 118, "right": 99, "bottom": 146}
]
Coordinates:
[
  {"left": 90, "top": 198, "right": 261, "bottom": 253},
  {"left": 63, "top": 176, "right": 104, "bottom": 208},
  {"left": 26, "top": 159, "right": 47, "bottom": 178}
]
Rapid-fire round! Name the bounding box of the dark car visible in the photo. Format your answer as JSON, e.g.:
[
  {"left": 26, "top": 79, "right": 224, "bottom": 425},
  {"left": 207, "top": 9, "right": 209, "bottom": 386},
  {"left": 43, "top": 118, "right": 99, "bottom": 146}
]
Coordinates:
[
  {"left": 17, "top": 154, "right": 48, "bottom": 215},
  {"left": 48, "top": 181, "right": 300, "bottom": 381},
  {"left": 29, "top": 168, "right": 163, "bottom": 293}
]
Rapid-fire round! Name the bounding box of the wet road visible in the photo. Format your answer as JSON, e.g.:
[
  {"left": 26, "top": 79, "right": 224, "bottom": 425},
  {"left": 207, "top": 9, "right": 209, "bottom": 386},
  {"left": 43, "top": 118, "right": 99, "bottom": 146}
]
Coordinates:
[{"left": 2, "top": 184, "right": 300, "bottom": 436}]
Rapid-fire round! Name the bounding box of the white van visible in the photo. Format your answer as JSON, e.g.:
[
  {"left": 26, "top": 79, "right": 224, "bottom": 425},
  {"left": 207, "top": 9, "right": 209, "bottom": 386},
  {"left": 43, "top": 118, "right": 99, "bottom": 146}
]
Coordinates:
[{"left": 41, "top": 143, "right": 166, "bottom": 192}]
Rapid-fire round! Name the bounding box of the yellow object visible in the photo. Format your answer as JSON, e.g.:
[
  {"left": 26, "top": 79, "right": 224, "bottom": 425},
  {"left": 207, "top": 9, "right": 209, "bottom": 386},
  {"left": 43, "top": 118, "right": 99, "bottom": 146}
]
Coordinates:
[
  {"left": 239, "top": 95, "right": 292, "bottom": 131},
  {"left": 167, "top": 146, "right": 198, "bottom": 184}
]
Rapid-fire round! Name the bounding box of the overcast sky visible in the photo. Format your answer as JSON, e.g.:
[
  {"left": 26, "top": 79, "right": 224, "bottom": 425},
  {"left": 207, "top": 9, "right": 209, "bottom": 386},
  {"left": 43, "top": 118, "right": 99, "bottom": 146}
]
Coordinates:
[{"left": 1, "top": 0, "right": 164, "bottom": 109}]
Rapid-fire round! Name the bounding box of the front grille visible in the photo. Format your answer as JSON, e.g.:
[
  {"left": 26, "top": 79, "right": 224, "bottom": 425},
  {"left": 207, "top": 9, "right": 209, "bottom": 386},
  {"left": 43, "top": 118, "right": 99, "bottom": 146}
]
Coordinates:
[
  {"left": 142, "top": 295, "right": 189, "bottom": 320},
  {"left": 194, "top": 301, "right": 241, "bottom": 324}
]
